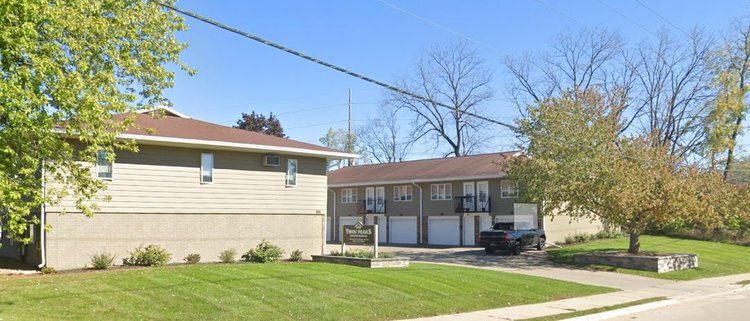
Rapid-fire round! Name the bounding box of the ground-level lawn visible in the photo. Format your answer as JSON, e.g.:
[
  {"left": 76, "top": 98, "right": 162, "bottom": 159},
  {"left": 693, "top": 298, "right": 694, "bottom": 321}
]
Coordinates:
[
  {"left": 548, "top": 235, "right": 750, "bottom": 281},
  {"left": 0, "top": 262, "right": 611, "bottom": 321}
]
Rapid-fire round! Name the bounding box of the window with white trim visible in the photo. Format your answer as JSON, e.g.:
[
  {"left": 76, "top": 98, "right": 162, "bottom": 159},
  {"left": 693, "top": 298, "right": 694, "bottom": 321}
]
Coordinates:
[
  {"left": 286, "top": 159, "right": 298, "bottom": 186},
  {"left": 393, "top": 185, "right": 413, "bottom": 201},
  {"left": 341, "top": 188, "right": 357, "bottom": 203},
  {"left": 430, "top": 183, "right": 452, "bottom": 200},
  {"left": 200, "top": 153, "right": 213, "bottom": 183},
  {"left": 96, "top": 150, "right": 113, "bottom": 180},
  {"left": 501, "top": 180, "right": 519, "bottom": 198}
]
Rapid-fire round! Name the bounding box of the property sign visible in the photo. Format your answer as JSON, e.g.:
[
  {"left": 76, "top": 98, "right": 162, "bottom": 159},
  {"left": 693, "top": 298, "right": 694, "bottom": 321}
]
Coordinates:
[{"left": 342, "top": 221, "right": 376, "bottom": 245}]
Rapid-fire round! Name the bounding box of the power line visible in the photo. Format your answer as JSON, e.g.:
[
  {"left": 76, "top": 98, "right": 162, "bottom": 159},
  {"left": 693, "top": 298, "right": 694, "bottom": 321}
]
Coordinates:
[
  {"left": 597, "top": 0, "right": 655, "bottom": 36},
  {"left": 153, "top": 0, "right": 517, "bottom": 131},
  {"left": 277, "top": 103, "right": 347, "bottom": 116},
  {"left": 375, "top": 0, "right": 508, "bottom": 55},
  {"left": 634, "top": 0, "right": 690, "bottom": 37},
  {"left": 154, "top": 1, "right": 748, "bottom": 175},
  {"left": 535, "top": 0, "right": 594, "bottom": 32}
]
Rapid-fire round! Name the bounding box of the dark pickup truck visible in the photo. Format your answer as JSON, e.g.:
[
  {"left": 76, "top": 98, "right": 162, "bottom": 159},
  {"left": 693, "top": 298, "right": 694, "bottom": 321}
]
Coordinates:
[{"left": 478, "top": 223, "right": 546, "bottom": 255}]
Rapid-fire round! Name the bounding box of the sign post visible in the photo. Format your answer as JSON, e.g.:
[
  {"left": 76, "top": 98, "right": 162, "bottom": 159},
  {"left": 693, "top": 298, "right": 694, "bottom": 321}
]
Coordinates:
[{"left": 342, "top": 221, "right": 378, "bottom": 257}]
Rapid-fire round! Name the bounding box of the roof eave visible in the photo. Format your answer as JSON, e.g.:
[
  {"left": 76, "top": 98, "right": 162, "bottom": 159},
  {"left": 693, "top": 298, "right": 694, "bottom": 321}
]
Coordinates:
[
  {"left": 119, "top": 133, "right": 359, "bottom": 159},
  {"left": 327, "top": 174, "right": 506, "bottom": 187}
]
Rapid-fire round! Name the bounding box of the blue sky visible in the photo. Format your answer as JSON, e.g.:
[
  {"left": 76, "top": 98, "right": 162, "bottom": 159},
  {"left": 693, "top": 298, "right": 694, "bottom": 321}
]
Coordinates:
[{"left": 164, "top": 0, "right": 750, "bottom": 159}]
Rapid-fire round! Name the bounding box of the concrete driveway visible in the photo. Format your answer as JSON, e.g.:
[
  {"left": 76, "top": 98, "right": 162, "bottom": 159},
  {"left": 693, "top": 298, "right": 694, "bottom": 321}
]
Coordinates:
[{"left": 377, "top": 245, "right": 556, "bottom": 269}]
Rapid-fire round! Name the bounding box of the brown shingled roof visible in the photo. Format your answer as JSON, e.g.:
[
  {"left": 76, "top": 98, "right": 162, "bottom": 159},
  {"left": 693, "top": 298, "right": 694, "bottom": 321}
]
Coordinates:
[
  {"left": 328, "top": 152, "right": 518, "bottom": 186},
  {"left": 117, "top": 112, "right": 348, "bottom": 156}
]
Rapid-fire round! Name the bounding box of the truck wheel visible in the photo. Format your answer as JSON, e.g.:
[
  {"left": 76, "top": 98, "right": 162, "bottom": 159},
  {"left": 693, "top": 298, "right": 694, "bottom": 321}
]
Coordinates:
[
  {"left": 511, "top": 242, "right": 522, "bottom": 256},
  {"left": 536, "top": 237, "right": 546, "bottom": 251},
  {"left": 485, "top": 247, "right": 495, "bottom": 254}
]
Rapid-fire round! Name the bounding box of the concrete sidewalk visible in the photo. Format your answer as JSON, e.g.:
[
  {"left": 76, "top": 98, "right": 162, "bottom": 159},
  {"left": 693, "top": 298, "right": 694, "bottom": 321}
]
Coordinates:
[{"left": 403, "top": 262, "right": 750, "bottom": 321}]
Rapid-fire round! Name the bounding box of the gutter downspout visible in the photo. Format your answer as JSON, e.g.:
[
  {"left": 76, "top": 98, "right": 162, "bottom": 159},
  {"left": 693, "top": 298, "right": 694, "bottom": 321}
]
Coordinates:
[
  {"left": 411, "top": 182, "right": 423, "bottom": 244},
  {"left": 38, "top": 160, "right": 46, "bottom": 269},
  {"left": 327, "top": 188, "right": 336, "bottom": 246}
]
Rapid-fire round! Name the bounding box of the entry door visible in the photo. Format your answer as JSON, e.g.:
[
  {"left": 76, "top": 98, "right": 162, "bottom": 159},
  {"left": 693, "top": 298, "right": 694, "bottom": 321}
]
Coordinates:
[
  {"left": 375, "top": 186, "right": 385, "bottom": 213},
  {"left": 477, "top": 181, "right": 489, "bottom": 211},
  {"left": 365, "top": 187, "right": 375, "bottom": 212},
  {"left": 463, "top": 182, "right": 475, "bottom": 211}
]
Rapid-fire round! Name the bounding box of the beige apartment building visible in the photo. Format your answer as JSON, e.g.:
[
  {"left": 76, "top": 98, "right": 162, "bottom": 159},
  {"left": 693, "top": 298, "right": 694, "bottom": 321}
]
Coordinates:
[{"left": 0, "top": 107, "right": 355, "bottom": 269}]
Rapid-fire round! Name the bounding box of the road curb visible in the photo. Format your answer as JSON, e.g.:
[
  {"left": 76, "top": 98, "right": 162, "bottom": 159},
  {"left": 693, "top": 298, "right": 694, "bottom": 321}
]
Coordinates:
[{"left": 560, "top": 299, "right": 678, "bottom": 321}]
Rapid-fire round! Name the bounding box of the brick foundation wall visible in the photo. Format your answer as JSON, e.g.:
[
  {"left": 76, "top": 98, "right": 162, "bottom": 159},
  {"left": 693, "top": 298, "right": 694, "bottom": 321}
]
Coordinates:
[{"left": 45, "top": 212, "right": 323, "bottom": 269}]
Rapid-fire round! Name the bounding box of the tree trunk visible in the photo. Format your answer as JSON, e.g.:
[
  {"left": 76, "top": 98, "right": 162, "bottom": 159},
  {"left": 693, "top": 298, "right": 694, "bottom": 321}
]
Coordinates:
[
  {"left": 628, "top": 232, "right": 641, "bottom": 254},
  {"left": 723, "top": 115, "right": 744, "bottom": 181}
]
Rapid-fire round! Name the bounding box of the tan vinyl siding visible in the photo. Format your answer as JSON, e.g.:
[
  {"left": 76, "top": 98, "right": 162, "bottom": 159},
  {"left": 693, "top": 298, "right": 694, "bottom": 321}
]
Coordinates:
[{"left": 47, "top": 145, "right": 328, "bottom": 215}]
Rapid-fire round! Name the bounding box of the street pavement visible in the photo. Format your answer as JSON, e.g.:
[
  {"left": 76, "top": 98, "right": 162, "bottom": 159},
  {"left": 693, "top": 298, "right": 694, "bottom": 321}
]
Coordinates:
[{"left": 605, "top": 281, "right": 750, "bottom": 321}]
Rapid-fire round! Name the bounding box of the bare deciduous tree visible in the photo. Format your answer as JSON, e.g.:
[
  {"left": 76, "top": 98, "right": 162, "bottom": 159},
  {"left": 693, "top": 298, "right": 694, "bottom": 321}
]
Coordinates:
[
  {"left": 386, "top": 40, "right": 494, "bottom": 157},
  {"left": 356, "top": 106, "right": 415, "bottom": 163},
  {"left": 629, "top": 31, "right": 715, "bottom": 158},
  {"left": 505, "top": 28, "right": 630, "bottom": 118},
  {"left": 506, "top": 28, "right": 716, "bottom": 159}
]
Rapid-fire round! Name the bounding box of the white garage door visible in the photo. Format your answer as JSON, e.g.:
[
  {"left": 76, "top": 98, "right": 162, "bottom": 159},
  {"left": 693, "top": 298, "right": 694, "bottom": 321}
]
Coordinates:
[
  {"left": 339, "top": 216, "right": 361, "bottom": 242},
  {"left": 429, "top": 216, "right": 460, "bottom": 246},
  {"left": 389, "top": 217, "right": 417, "bottom": 244},
  {"left": 365, "top": 214, "right": 387, "bottom": 243}
]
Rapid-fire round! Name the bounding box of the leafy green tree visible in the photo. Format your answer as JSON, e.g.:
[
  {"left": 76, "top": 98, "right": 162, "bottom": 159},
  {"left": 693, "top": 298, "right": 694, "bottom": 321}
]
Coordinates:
[
  {"left": 234, "top": 111, "right": 287, "bottom": 138},
  {"left": 0, "top": 0, "right": 189, "bottom": 243},
  {"left": 705, "top": 18, "right": 750, "bottom": 180},
  {"left": 319, "top": 128, "right": 365, "bottom": 170},
  {"left": 508, "top": 91, "right": 749, "bottom": 254}
]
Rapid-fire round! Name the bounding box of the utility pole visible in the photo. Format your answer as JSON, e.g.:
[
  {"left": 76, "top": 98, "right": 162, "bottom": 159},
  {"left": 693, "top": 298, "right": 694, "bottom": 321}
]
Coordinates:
[{"left": 347, "top": 88, "right": 353, "bottom": 166}]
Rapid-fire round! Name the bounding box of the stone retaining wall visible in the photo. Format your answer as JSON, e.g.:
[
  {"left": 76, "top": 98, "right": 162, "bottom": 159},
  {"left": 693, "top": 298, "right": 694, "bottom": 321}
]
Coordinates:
[
  {"left": 574, "top": 252, "right": 698, "bottom": 273},
  {"left": 311, "top": 255, "right": 410, "bottom": 268}
]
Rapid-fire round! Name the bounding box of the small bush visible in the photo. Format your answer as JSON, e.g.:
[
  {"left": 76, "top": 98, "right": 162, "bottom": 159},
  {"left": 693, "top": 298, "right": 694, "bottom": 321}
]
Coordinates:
[
  {"left": 183, "top": 253, "right": 201, "bottom": 264},
  {"left": 573, "top": 233, "right": 593, "bottom": 243},
  {"left": 330, "top": 249, "right": 394, "bottom": 259},
  {"left": 289, "top": 249, "right": 303, "bottom": 261},
  {"left": 219, "top": 249, "right": 237, "bottom": 263},
  {"left": 596, "top": 230, "right": 623, "bottom": 240},
  {"left": 243, "top": 240, "right": 284, "bottom": 263},
  {"left": 564, "top": 235, "right": 576, "bottom": 244},
  {"left": 40, "top": 266, "right": 56, "bottom": 274},
  {"left": 122, "top": 244, "right": 172, "bottom": 267},
  {"left": 90, "top": 253, "right": 116, "bottom": 269}
]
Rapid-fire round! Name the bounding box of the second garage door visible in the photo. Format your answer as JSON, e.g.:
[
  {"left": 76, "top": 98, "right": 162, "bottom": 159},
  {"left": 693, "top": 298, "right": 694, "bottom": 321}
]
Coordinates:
[
  {"left": 389, "top": 216, "right": 417, "bottom": 244},
  {"left": 428, "top": 216, "right": 460, "bottom": 246}
]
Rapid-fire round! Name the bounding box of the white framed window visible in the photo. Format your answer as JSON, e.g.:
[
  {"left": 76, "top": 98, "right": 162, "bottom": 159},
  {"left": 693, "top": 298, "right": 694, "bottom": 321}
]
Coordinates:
[
  {"left": 501, "top": 180, "right": 519, "bottom": 198},
  {"left": 430, "top": 183, "right": 452, "bottom": 200},
  {"left": 341, "top": 188, "right": 357, "bottom": 203},
  {"left": 96, "top": 149, "right": 113, "bottom": 180},
  {"left": 286, "top": 159, "right": 298, "bottom": 187},
  {"left": 201, "top": 153, "right": 213, "bottom": 184},
  {"left": 393, "top": 185, "right": 413, "bottom": 201}
]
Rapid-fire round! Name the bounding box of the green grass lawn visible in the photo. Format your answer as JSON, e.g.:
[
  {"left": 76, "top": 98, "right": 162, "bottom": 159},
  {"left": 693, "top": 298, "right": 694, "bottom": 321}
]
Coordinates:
[
  {"left": 548, "top": 235, "right": 750, "bottom": 280},
  {"left": 0, "top": 262, "right": 612, "bottom": 321}
]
